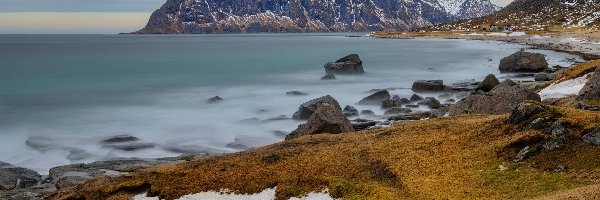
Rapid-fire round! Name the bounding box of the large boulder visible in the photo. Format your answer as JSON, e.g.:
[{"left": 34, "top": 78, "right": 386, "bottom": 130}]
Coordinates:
[
  {"left": 476, "top": 74, "right": 500, "bottom": 92},
  {"left": 577, "top": 67, "right": 600, "bottom": 101},
  {"left": 342, "top": 105, "right": 359, "bottom": 117},
  {"left": 381, "top": 98, "right": 401, "bottom": 109},
  {"left": 499, "top": 51, "right": 549, "bottom": 72},
  {"left": 292, "top": 95, "right": 341, "bottom": 120},
  {"left": 286, "top": 103, "right": 354, "bottom": 140},
  {"left": 324, "top": 54, "right": 364, "bottom": 74},
  {"left": 507, "top": 103, "right": 549, "bottom": 125},
  {"left": 0, "top": 162, "right": 41, "bottom": 190},
  {"left": 357, "top": 90, "right": 391, "bottom": 105},
  {"left": 449, "top": 80, "right": 541, "bottom": 115},
  {"left": 412, "top": 80, "right": 445, "bottom": 92}
]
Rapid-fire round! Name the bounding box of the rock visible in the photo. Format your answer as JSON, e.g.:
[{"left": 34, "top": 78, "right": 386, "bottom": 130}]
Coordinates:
[
  {"left": 554, "top": 165, "right": 566, "bottom": 173},
  {"left": 499, "top": 50, "right": 549, "bottom": 72},
  {"left": 286, "top": 103, "right": 354, "bottom": 140},
  {"left": 292, "top": 95, "right": 341, "bottom": 120},
  {"left": 207, "top": 96, "right": 223, "bottom": 104},
  {"left": 522, "top": 117, "right": 552, "bottom": 131},
  {"left": 342, "top": 105, "right": 359, "bottom": 117},
  {"left": 384, "top": 108, "right": 412, "bottom": 115},
  {"left": 286, "top": 91, "right": 307, "bottom": 96},
  {"left": 405, "top": 104, "right": 419, "bottom": 108},
  {"left": 225, "top": 135, "right": 275, "bottom": 150},
  {"left": 513, "top": 146, "right": 533, "bottom": 162},
  {"left": 264, "top": 115, "right": 290, "bottom": 122},
  {"left": 422, "top": 97, "right": 442, "bottom": 109},
  {"left": 387, "top": 112, "right": 436, "bottom": 121},
  {"left": 446, "top": 99, "right": 456, "bottom": 103},
  {"left": 67, "top": 149, "right": 92, "bottom": 161},
  {"left": 381, "top": 99, "right": 401, "bottom": 109},
  {"left": 410, "top": 94, "right": 424, "bottom": 101},
  {"left": 475, "top": 74, "right": 500, "bottom": 92},
  {"left": 102, "top": 135, "right": 139, "bottom": 144},
  {"left": 507, "top": 103, "right": 549, "bottom": 125},
  {"left": 324, "top": 54, "right": 364, "bottom": 74},
  {"left": 102, "top": 143, "right": 155, "bottom": 151},
  {"left": 357, "top": 90, "right": 391, "bottom": 105},
  {"left": 577, "top": 67, "right": 600, "bottom": 101},
  {"left": 352, "top": 121, "right": 378, "bottom": 131},
  {"left": 321, "top": 73, "right": 336, "bottom": 80},
  {"left": 411, "top": 80, "right": 445, "bottom": 92},
  {"left": 272, "top": 130, "right": 289, "bottom": 138},
  {"left": 583, "top": 127, "right": 600, "bottom": 146},
  {"left": 534, "top": 72, "right": 554, "bottom": 81},
  {"left": 399, "top": 97, "right": 411, "bottom": 104},
  {"left": 449, "top": 80, "right": 541, "bottom": 115},
  {"left": 360, "top": 110, "right": 375, "bottom": 115},
  {"left": 0, "top": 163, "right": 41, "bottom": 190}
]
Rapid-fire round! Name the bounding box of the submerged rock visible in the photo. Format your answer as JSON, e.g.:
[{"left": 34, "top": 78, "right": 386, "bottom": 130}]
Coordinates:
[
  {"left": 411, "top": 80, "right": 445, "bottom": 92},
  {"left": 410, "top": 94, "right": 424, "bottom": 101},
  {"left": 286, "top": 103, "right": 354, "bottom": 140},
  {"left": 475, "top": 74, "right": 500, "bottom": 92},
  {"left": 292, "top": 95, "right": 341, "bottom": 120},
  {"left": 324, "top": 54, "right": 364, "bottom": 74},
  {"left": 357, "top": 90, "right": 391, "bottom": 105},
  {"left": 450, "top": 80, "right": 541, "bottom": 115},
  {"left": 321, "top": 73, "right": 336, "bottom": 80},
  {"left": 286, "top": 91, "right": 307, "bottom": 96},
  {"left": 102, "top": 135, "right": 139, "bottom": 144},
  {"left": 207, "top": 96, "right": 223, "bottom": 104},
  {"left": 102, "top": 143, "right": 155, "bottom": 151},
  {"left": 499, "top": 50, "right": 549, "bottom": 72}
]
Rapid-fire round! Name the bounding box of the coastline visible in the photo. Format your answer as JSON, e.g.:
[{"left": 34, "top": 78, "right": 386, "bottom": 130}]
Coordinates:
[{"left": 2, "top": 32, "right": 600, "bottom": 200}]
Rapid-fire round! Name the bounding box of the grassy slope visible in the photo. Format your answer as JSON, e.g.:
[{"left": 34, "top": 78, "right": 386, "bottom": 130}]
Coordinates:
[{"left": 49, "top": 104, "right": 600, "bottom": 200}]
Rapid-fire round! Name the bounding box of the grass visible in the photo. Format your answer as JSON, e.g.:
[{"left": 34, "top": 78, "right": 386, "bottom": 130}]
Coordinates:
[
  {"left": 47, "top": 104, "right": 600, "bottom": 200},
  {"left": 548, "top": 59, "right": 600, "bottom": 87}
]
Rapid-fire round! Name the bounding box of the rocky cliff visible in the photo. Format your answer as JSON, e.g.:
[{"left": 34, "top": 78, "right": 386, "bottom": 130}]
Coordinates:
[{"left": 135, "top": 0, "right": 499, "bottom": 34}]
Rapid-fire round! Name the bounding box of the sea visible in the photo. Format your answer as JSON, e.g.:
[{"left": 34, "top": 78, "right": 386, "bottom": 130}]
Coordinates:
[{"left": 0, "top": 33, "right": 582, "bottom": 173}]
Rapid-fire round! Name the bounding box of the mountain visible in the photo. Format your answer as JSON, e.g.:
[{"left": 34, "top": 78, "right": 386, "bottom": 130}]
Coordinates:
[
  {"left": 427, "top": 0, "right": 600, "bottom": 31},
  {"left": 135, "top": 0, "right": 499, "bottom": 34}
]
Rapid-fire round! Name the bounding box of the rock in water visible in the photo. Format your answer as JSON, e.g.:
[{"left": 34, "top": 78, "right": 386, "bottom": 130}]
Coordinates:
[
  {"left": 410, "top": 94, "right": 424, "bottom": 101},
  {"left": 286, "top": 91, "right": 307, "bottom": 96},
  {"left": 286, "top": 103, "right": 354, "bottom": 140},
  {"left": 384, "top": 108, "right": 412, "bottom": 115},
  {"left": 534, "top": 72, "right": 554, "bottom": 81},
  {"left": 381, "top": 98, "right": 402, "bottom": 109},
  {"left": 324, "top": 54, "right": 364, "bottom": 74},
  {"left": 207, "top": 96, "right": 223, "bottom": 104},
  {"left": 321, "top": 73, "right": 336, "bottom": 80},
  {"left": 292, "top": 95, "right": 341, "bottom": 120},
  {"left": 476, "top": 74, "right": 500, "bottom": 92},
  {"left": 357, "top": 90, "right": 391, "bottom": 105},
  {"left": 577, "top": 67, "right": 600, "bottom": 101},
  {"left": 449, "top": 80, "right": 541, "bottom": 115},
  {"left": 360, "top": 110, "right": 375, "bottom": 115},
  {"left": 0, "top": 163, "right": 41, "bottom": 190},
  {"left": 342, "top": 105, "right": 359, "bottom": 117},
  {"left": 412, "top": 80, "right": 445, "bottom": 92},
  {"left": 422, "top": 97, "right": 442, "bottom": 109},
  {"left": 499, "top": 51, "right": 549, "bottom": 72}
]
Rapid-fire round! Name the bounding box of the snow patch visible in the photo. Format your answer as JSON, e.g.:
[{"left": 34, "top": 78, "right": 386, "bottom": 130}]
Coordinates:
[
  {"left": 538, "top": 74, "right": 590, "bottom": 100},
  {"left": 133, "top": 187, "right": 338, "bottom": 200},
  {"left": 508, "top": 32, "right": 526, "bottom": 37}
]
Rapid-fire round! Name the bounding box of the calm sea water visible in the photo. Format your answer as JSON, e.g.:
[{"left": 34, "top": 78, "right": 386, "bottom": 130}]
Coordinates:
[{"left": 0, "top": 34, "right": 581, "bottom": 173}]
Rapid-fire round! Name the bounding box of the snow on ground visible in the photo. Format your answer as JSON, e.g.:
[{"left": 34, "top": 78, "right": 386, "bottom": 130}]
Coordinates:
[
  {"left": 538, "top": 73, "right": 590, "bottom": 100},
  {"left": 487, "top": 32, "right": 507, "bottom": 36},
  {"left": 530, "top": 35, "right": 551, "bottom": 40},
  {"left": 509, "top": 32, "right": 527, "bottom": 37},
  {"left": 133, "top": 187, "right": 338, "bottom": 200}
]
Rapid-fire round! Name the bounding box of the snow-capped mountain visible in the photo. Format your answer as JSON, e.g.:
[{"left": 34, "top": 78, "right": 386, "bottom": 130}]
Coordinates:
[{"left": 135, "top": 0, "right": 499, "bottom": 34}]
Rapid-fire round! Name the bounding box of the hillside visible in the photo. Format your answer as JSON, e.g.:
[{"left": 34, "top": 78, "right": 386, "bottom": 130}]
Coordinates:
[
  {"left": 426, "top": 0, "right": 600, "bottom": 31},
  {"left": 135, "top": 0, "right": 498, "bottom": 34}
]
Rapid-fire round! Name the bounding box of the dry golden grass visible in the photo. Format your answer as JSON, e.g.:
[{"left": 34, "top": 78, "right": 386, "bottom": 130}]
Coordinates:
[
  {"left": 548, "top": 59, "right": 600, "bottom": 86},
  {"left": 536, "top": 184, "right": 600, "bottom": 200},
  {"left": 47, "top": 104, "right": 600, "bottom": 200}
]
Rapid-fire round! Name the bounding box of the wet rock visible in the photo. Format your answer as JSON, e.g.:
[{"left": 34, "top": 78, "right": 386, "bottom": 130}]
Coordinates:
[
  {"left": 399, "top": 97, "right": 411, "bottom": 104},
  {"left": 450, "top": 80, "right": 541, "bottom": 115},
  {"left": 360, "top": 110, "right": 375, "bottom": 116},
  {"left": 475, "top": 74, "right": 500, "bottom": 92},
  {"left": 577, "top": 67, "right": 600, "bottom": 101},
  {"left": 286, "top": 91, "right": 307, "bottom": 96},
  {"left": 102, "top": 135, "right": 139, "bottom": 144},
  {"left": 384, "top": 108, "right": 412, "bottom": 115},
  {"left": 102, "top": 143, "right": 155, "bottom": 151},
  {"left": 0, "top": 163, "right": 41, "bottom": 190},
  {"left": 410, "top": 94, "right": 424, "bottom": 101},
  {"left": 583, "top": 127, "right": 600, "bottom": 146},
  {"left": 411, "top": 80, "right": 445, "bottom": 92},
  {"left": 292, "top": 95, "right": 341, "bottom": 120},
  {"left": 272, "top": 130, "right": 289, "bottom": 138},
  {"left": 534, "top": 72, "right": 554, "bottom": 81},
  {"left": 387, "top": 112, "right": 436, "bottom": 121},
  {"left": 207, "top": 96, "right": 223, "bottom": 104},
  {"left": 422, "top": 97, "right": 442, "bottom": 109},
  {"left": 321, "top": 73, "right": 336, "bottom": 80},
  {"left": 405, "top": 104, "right": 419, "bottom": 108},
  {"left": 342, "top": 105, "right": 359, "bottom": 117},
  {"left": 324, "top": 54, "right": 364, "bottom": 74},
  {"left": 357, "top": 90, "right": 391, "bottom": 105},
  {"left": 286, "top": 103, "right": 354, "bottom": 140},
  {"left": 499, "top": 50, "right": 549, "bottom": 72},
  {"left": 381, "top": 98, "right": 401, "bottom": 109},
  {"left": 352, "top": 121, "right": 378, "bottom": 131},
  {"left": 507, "top": 103, "right": 549, "bottom": 125}
]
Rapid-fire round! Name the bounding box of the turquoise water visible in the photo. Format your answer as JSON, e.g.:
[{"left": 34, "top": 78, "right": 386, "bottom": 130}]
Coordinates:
[{"left": 0, "top": 34, "right": 581, "bottom": 173}]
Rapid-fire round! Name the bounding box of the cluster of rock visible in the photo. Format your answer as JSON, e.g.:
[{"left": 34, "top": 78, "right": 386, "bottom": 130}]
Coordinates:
[{"left": 449, "top": 79, "right": 541, "bottom": 115}]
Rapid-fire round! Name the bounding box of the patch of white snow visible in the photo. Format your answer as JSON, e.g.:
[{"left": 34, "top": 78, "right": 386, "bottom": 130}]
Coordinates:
[
  {"left": 133, "top": 187, "right": 338, "bottom": 200},
  {"left": 538, "top": 73, "right": 590, "bottom": 100}
]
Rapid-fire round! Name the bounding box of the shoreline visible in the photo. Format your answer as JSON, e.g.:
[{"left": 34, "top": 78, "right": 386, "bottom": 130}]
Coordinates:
[{"left": 2, "top": 33, "right": 599, "bottom": 199}]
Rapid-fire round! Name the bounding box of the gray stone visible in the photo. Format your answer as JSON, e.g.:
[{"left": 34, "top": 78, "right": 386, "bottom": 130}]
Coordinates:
[
  {"left": 384, "top": 108, "right": 412, "bottom": 115},
  {"left": 399, "top": 97, "right": 411, "bottom": 104},
  {"left": 207, "top": 96, "right": 223, "bottom": 104},
  {"left": 342, "top": 105, "right": 359, "bottom": 117},
  {"left": 387, "top": 112, "right": 436, "bottom": 121},
  {"left": 583, "top": 127, "right": 600, "bottom": 146},
  {"left": 360, "top": 110, "right": 375, "bottom": 115},
  {"left": 577, "top": 67, "right": 600, "bottom": 101},
  {"left": 450, "top": 80, "right": 541, "bottom": 115},
  {"left": 513, "top": 146, "right": 533, "bottom": 162},
  {"left": 0, "top": 163, "right": 41, "bottom": 190},
  {"left": 499, "top": 50, "right": 549, "bottom": 72},
  {"left": 412, "top": 80, "right": 445, "bottom": 92},
  {"left": 422, "top": 97, "right": 442, "bottom": 109},
  {"left": 507, "top": 103, "right": 549, "bottom": 125},
  {"left": 324, "top": 54, "right": 364, "bottom": 74},
  {"left": 287, "top": 103, "right": 354, "bottom": 140},
  {"left": 410, "top": 94, "right": 424, "bottom": 101},
  {"left": 102, "top": 135, "right": 139, "bottom": 144},
  {"left": 357, "top": 90, "right": 391, "bottom": 105},
  {"left": 534, "top": 72, "right": 554, "bottom": 81},
  {"left": 292, "top": 95, "right": 341, "bottom": 120},
  {"left": 381, "top": 98, "right": 401, "bottom": 109},
  {"left": 286, "top": 91, "right": 307, "bottom": 96},
  {"left": 476, "top": 74, "right": 500, "bottom": 92}
]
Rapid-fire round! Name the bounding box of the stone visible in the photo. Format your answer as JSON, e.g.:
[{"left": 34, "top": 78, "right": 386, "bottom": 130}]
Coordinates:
[
  {"left": 352, "top": 121, "right": 378, "bottom": 131},
  {"left": 321, "top": 73, "right": 336, "bottom": 80},
  {"left": 577, "top": 67, "right": 600, "bottom": 101},
  {"left": 507, "top": 103, "right": 549, "bottom": 125},
  {"left": 207, "top": 96, "right": 223, "bottom": 104},
  {"left": 384, "top": 108, "right": 412, "bottom": 115},
  {"left": 411, "top": 80, "right": 445, "bottom": 92},
  {"left": 286, "top": 103, "right": 354, "bottom": 140},
  {"left": 381, "top": 99, "right": 401, "bottom": 109},
  {"left": 521, "top": 117, "right": 552, "bottom": 131},
  {"left": 286, "top": 91, "right": 307, "bottom": 96},
  {"left": 0, "top": 163, "right": 41, "bottom": 190},
  {"left": 102, "top": 143, "right": 155, "bottom": 151},
  {"left": 387, "top": 112, "right": 436, "bottom": 121},
  {"left": 410, "top": 94, "right": 424, "bottom": 101},
  {"left": 513, "top": 146, "right": 533, "bottom": 162},
  {"left": 534, "top": 72, "right": 554, "bottom": 81},
  {"left": 357, "top": 90, "right": 391, "bottom": 105},
  {"left": 399, "top": 97, "right": 411, "bottom": 104},
  {"left": 405, "top": 104, "right": 419, "bottom": 108},
  {"left": 422, "top": 97, "right": 442, "bottom": 109},
  {"left": 102, "top": 135, "right": 139, "bottom": 143},
  {"left": 225, "top": 135, "right": 275, "bottom": 150},
  {"left": 292, "top": 95, "right": 341, "bottom": 120},
  {"left": 324, "top": 54, "right": 364, "bottom": 74},
  {"left": 449, "top": 80, "right": 541, "bottom": 115},
  {"left": 342, "top": 105, "right": 359, "bottom": 117},
  {"left": 583, "top": 127, "right": 600, "bottom": 146},
  {"left": 475, "top": 74, "right": 500, "bottom": 92},
  {"left": 360, "top": 110, "right": 375, "bottom": 115},
  {"left": 499, "top": 50, "right": 549, "bottom": 72}
]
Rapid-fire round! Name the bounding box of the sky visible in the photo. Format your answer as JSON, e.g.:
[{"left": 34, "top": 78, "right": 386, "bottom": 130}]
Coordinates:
[{"left": 0, "top": 0, "right": 515, "bottom": 34}]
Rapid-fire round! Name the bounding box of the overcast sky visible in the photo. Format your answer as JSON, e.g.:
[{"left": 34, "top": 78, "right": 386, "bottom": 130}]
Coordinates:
[{"left": 0, "top": 0, "right": 515, "bottom": 34}]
